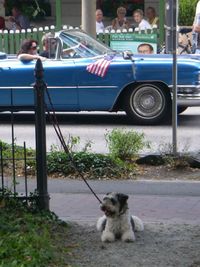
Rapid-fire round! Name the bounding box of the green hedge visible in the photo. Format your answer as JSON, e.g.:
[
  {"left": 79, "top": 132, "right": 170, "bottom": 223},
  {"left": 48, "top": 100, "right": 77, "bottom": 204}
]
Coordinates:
[{"left": 179, "top": 0, "right": 199, "bottom": 26}]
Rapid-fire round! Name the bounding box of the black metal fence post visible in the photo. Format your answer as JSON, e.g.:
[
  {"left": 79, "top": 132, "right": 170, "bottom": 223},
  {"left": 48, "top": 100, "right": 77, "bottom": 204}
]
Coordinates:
[{"left": 34, "top": 59, "right": 49, "bottom": 210}]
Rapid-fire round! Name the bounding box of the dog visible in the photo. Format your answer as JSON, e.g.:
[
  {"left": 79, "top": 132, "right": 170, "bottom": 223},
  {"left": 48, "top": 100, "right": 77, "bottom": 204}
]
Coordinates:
[{"left": 96, "top": 192, "right": 144, "bottom": 242}]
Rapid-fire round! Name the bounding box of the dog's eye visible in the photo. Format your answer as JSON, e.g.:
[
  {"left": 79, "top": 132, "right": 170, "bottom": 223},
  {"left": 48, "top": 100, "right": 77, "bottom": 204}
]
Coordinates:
[{"left": 110, "top": 198, "right": 117, "bottom": 205}]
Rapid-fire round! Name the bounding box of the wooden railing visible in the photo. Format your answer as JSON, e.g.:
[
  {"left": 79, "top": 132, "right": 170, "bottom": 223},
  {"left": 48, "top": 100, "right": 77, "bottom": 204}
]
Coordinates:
[
  {"left": 0, "top": 25, "right": 159, "bottom": 55},
  {"left": 0, "top": 26, "right": 56, "bottom": 54}
]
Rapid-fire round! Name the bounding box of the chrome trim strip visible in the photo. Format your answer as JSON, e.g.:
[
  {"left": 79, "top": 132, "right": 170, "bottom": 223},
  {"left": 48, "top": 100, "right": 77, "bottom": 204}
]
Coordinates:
[
  {"left": 77, "top": 86, "right": 117, "bottom": 89},
  {"left": 0, "top": 85, "right": 118, "bottom": 90},
  {"left": 0, "top": 86, "right": 77, "bottom": 90},
  {"left": 169, "top": 84, "right": 200, "bottom": 89},
  {"left": 178, "top": 93, "right": 200, "bottom": 97}
]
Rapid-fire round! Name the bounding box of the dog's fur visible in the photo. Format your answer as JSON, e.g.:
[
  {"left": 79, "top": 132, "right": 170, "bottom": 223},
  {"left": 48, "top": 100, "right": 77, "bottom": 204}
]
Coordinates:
[{"left": 96, "top": 192, "right": 144, "bottom": 242}]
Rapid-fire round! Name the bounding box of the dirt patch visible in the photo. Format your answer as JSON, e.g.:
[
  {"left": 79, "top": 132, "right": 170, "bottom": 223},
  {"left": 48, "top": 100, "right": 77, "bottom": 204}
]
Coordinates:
[
  {"left": 65, "top": 222, "right": 200, "bottom": 267},
  {"left": 136, "top": 164, "right": 200, "bottom": 181}
]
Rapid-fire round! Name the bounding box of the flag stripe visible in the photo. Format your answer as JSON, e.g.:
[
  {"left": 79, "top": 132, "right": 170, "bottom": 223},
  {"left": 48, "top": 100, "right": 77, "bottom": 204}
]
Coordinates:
[{"left": 86, "top": 56, "right": 113, "bottom": 78}]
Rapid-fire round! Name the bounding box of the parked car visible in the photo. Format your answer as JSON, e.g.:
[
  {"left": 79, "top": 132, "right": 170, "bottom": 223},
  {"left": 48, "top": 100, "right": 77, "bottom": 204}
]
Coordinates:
[{"left": 0, "top": 29, "right": 200, "bottom": 125}]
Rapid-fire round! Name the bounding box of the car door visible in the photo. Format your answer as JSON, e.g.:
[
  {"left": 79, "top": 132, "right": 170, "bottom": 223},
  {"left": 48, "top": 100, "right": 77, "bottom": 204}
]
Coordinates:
[
  {"left": 74, "top": 57, "right": 134, "bottom": 111},
  {"left": 42, "top": 59, "right": 78, "bottom": 111},
  {"left": 0, "top": 59, "right": 78, "bottom": 111}
]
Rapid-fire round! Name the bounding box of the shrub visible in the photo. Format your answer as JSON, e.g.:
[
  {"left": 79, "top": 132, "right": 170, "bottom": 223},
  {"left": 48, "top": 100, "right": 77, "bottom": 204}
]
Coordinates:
[
  {"left": 158, "top": 142, "right": 190, "bottom": 169},
  {"left": 179, "top": 0, "right": 199, "bottom": 26},
  {"left": 105, "top": 128, "right": 150, "bottom": 161},
  {"left": 47, "top": 150, "right": 123, "bottom": 178}
]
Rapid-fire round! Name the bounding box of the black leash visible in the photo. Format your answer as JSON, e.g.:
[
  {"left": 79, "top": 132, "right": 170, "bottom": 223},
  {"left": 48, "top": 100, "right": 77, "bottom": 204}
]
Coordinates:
[{"left": 44, "top": 84, "right": 102, "bottom": 204}]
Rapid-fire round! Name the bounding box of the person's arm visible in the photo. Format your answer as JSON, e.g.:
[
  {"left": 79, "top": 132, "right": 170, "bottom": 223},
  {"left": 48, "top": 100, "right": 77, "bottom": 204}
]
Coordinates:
[
  {"left": 111, "top": 18, "right": 117, "bottom": 29},
  {"left": 125, "top": 19, "right": 131, "bottom": 29},
  {"left": 193, "top": 24, "right": 200, "bottom": 32},
  {"left": 193, "top": 13, "right": 200, "bottom": 32},
  {"left": 18, "top": 53, "right": 46, "bottom": 61}
]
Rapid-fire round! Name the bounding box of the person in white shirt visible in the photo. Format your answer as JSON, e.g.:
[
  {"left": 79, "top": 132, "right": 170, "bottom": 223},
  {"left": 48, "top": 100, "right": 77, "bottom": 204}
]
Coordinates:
[
  {"left": 96, "top": 9, "right": 105, "bottom": 34},
  {"left": 132, "top": 9, "right": 152, "bottom": 30},
  {"left": 193, "top": 1, "right": 200, "bottom": 53}
]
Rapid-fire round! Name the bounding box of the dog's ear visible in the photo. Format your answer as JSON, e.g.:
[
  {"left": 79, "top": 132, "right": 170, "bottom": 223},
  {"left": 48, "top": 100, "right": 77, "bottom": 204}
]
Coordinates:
[
  {"left": 117, "top": 193, "right": 128, "bottom": 201},
  {"left": 117, "top": 193, "right": 128, "bottom": 212}
]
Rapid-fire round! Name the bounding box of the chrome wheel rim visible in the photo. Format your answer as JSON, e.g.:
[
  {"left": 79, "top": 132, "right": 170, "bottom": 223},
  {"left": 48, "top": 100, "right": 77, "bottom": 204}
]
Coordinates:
[{"left": 130, "top": 85, "right": 165, "bottom": 118}]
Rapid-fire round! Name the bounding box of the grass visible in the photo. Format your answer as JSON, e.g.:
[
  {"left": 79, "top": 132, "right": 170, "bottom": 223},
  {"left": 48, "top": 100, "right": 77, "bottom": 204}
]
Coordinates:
[{"left": 0, "top": 196, "right": 74, "bottom": 267}]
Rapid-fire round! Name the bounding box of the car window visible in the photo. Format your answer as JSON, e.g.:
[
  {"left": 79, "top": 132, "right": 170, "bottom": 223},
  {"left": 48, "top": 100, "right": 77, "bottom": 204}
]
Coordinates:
[{"left": 58, "top": 30, "right": 112, "bottom": 58}]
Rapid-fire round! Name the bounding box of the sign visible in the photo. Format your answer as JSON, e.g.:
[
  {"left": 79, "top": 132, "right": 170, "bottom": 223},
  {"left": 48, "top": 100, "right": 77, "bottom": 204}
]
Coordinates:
[{"left": 110, "top": 33, "right": 157, "bottom": 54}]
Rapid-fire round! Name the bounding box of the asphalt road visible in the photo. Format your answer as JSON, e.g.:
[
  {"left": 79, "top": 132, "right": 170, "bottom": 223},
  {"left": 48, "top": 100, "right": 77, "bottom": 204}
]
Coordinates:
[{"left": 0, "top": 107, "right": 200, "bottom": 154}]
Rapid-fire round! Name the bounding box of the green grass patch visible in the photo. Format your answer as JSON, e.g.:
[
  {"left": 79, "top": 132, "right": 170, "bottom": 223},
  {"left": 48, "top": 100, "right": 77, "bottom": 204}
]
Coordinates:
[{"left": 0, "top": 196, "right": 72, "bottom": 267}]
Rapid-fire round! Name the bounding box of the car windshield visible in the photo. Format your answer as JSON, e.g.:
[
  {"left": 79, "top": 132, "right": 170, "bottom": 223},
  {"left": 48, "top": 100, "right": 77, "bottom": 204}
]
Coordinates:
[{"left": 57, "top": 29, "right": 113, "bottom": 58}]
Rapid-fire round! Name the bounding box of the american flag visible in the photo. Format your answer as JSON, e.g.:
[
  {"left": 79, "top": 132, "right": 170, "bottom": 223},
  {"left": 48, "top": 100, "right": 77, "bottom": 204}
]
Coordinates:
[{"left": 86, "top": 55, "right": 114, "bottom": 78}]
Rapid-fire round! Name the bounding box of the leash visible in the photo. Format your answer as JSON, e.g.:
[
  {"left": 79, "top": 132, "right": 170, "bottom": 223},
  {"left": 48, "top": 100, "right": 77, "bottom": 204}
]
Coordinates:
[{"left": 43, "top": 84, "right": 102, "bottom": 204}]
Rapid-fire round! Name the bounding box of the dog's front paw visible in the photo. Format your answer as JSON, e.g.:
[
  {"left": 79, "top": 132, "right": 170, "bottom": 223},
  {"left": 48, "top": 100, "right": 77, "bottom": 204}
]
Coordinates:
[
  {"left": 122, "top": 231, "right": 135, "bottom": 242},
  {"left": 101, "top": 231, "right": 115, "bottom": 242}
]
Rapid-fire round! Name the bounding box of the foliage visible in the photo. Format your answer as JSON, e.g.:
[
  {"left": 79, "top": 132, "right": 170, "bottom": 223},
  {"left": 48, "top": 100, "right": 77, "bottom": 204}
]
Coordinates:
[
  {"left": 0, "top": 140, "right": 35, "bottom": 176},
  {"left": 47, "top": 150, "right": 123, "bottom": 178},
  {"left": 5, "top": 0, "right": 51, "bottom": 20},
  {"left": 100, "top": 0, "right": 144, "bottom": 17},
  {"left": 158, "top": 142, "right": 190, "bottom": 169},
  {"left": 0, "top": 190, "right": 69, "bottom": 267},
  {"left": 47, "top": 135, "right": 124, "bottom": 178},
  {"left": 179, "top": 0, "right": 199, "bottom": 26},
  {"left": 105, "top": 128, "right": 150, "bottom": 161}
]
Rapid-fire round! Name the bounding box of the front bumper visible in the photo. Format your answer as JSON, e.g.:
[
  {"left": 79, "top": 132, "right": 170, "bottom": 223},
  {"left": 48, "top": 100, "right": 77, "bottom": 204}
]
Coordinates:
[{"left": 170, "top": 85, "right": 200, "bottom": 106}]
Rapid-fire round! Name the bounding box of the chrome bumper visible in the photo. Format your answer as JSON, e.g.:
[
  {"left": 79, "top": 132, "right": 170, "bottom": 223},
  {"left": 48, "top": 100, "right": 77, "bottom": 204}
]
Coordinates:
[
  {"left": 177, "top": 95, "right": 200, "bottom": 106},
  {"left": 171, "top": 85, "right": 200, "bottom": 106}
]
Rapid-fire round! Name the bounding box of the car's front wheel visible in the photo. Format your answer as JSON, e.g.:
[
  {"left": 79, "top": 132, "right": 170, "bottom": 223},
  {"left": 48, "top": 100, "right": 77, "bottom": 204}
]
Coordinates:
[{"left": 124, "top": 83, "right": 171, "bottom": 125}]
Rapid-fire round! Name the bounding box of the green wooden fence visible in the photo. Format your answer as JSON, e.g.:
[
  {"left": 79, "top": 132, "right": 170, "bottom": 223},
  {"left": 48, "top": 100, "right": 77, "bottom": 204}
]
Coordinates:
[
  {"left": 0, "top": 26, "right": 57, "bottom": 54},
  {"left": 0, "top": 26, "right": 159, "bottom": 55}
]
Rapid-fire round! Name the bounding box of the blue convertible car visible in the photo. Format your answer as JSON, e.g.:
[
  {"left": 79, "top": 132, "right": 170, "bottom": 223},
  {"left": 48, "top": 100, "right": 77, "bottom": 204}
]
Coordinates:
[{"left": 0, "top": 29, "right": 200, "bottom": 125}]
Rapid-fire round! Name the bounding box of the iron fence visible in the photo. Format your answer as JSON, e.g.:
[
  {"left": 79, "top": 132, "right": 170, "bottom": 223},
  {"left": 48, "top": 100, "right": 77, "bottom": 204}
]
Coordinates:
[
  {"left": 0, "top": 59, "right": 49, "bottom": 209},
  {"left": 0, "top": 139, "right": 35, "bottom": 204}
]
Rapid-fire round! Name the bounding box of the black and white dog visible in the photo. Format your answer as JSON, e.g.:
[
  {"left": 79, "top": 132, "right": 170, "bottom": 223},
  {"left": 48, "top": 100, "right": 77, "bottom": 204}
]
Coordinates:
[{"left": 96, "top": 192, "right": 144, "bottom": 242}]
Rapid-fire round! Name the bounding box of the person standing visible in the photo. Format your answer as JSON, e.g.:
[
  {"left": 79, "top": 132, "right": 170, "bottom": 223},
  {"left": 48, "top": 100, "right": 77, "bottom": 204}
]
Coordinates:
[
  {"left": 96, "top": 9, "right": 105, "bottom": 33},
  {"left": 192, "top": 1, "right": 200, "bottom": 53}
]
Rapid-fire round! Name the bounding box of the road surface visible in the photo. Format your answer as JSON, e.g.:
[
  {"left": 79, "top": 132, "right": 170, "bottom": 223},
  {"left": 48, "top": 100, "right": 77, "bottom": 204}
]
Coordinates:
[{"left": 0, "top": 107, "right": 200, "bottom": 154}]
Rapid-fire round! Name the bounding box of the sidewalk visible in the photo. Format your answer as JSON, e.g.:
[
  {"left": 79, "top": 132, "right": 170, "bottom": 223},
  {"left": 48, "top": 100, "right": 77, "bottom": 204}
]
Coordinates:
[{"left": 48, "top": 179, "right": 200, "bottom": 226}]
